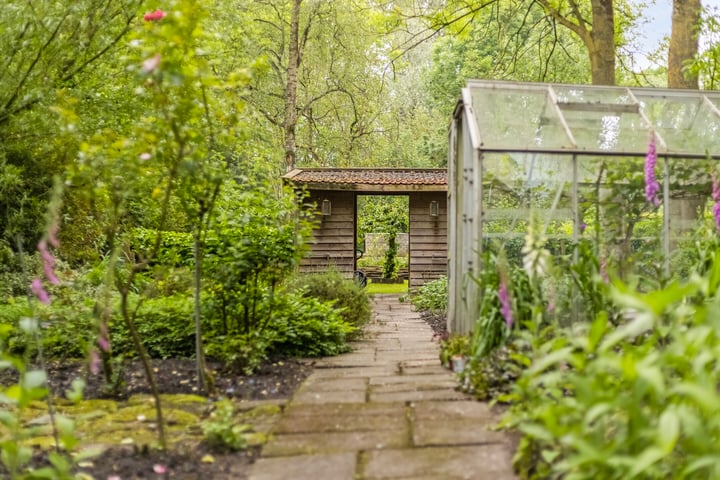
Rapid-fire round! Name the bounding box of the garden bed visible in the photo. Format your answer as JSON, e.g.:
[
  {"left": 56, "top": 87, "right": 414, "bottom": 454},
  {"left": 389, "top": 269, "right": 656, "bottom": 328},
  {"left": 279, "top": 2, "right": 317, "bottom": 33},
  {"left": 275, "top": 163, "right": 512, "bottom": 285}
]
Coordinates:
[{"left": 0, "top": 357, "right": 313, "bottom": 479}]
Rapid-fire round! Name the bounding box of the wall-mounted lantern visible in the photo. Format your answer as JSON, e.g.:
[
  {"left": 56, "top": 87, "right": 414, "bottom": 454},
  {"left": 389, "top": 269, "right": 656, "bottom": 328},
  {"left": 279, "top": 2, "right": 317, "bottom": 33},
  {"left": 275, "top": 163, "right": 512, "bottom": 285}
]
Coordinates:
[
  {"left": 430, "top": 200, "right": 439, "bottom": 217},
  {"left": 321, "top": 198, "right": 332, "bottom": 216}
]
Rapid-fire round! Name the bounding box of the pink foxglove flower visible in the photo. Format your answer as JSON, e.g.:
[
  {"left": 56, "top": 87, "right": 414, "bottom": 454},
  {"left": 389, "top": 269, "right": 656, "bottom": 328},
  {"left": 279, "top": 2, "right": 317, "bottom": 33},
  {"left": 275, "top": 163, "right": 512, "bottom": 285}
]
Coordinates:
[
  {"left": 498, "top": 278, "right": 513, "bottom": 328},
  {"left": 600, "top": 255, "right": 609, "bottom": 284},
  {"left": 143, "top": 9, "right": 166, "bottom": 21},
  {"left": 98, "top": 321, "right": 110, "bottom": 352},
  {"left": 48, "top": 222, "right": 60, "bottom": 248},
  {"left": 90, "top": 349, "right": 101, "bottom": 375},
  {"left": 142, "top": 54, "right": 161, "bottom": 73},
  {"left": 37, "top": 240, "right": 59, "bottom": 285},
  {"left": 644, "top": 133, "right": 661, "bottom": 207},
  {"left": 31, "top": 278, "right": 51, "bottom": 305},
  {"left": 712, "top": 176, "right": 720, "bottom": 235}
]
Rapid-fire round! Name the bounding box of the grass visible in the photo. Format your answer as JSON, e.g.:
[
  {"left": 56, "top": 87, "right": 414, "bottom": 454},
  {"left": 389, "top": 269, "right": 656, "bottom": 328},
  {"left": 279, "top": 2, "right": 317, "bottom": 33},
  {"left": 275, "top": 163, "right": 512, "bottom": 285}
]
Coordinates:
[{"left": 366, "top": 279, "right": 408, "bottom": 295}]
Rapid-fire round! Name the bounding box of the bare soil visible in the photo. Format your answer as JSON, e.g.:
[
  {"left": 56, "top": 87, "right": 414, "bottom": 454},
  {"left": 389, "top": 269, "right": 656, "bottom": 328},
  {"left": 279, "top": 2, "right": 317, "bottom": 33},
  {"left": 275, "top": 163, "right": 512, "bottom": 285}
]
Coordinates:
[{"left": 0, "top": 356, "right": 314, "bottom": 479}]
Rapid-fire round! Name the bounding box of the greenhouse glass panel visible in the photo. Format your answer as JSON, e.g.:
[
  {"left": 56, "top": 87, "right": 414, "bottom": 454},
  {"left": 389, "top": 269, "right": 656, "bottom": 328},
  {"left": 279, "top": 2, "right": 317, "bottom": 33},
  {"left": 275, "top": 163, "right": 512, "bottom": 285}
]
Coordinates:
[
  {"left": 471, "top": 86, "right": 572, "bottom": 150},
  {"left": 667, "top": 156, "right": 715, "bottom": 275},
  {"left": 634, "top": 93, "right": 720, "bottom": 154},
  {"left": 482, "top": 151, "right": 575, "bottom": 256},
  {"left": 558, "top": 107, "right": 649, "bottom": 153}
]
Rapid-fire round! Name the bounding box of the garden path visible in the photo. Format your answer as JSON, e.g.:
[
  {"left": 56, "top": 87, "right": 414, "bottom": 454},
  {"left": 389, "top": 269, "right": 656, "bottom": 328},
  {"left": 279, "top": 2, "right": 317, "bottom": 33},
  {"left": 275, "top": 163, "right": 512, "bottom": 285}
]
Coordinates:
[{"left": 247, "top": 294, "right": 518, "bottom": 480}]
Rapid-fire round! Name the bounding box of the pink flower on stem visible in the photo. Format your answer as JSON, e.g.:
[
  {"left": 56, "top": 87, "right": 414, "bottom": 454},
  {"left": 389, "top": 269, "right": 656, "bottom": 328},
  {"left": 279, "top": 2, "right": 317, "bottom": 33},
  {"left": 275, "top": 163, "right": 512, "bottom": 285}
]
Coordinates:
[
  {"left": 31, "top": 278, "right": 51, "bottom": 305},
  {"left": 98, "top": 322, "right": 110, "bottom": 352},
  {"left": 142, "top": 54, "right": 161, "bottom": 73},
  {"left": 48, "top": 222, "right": 60, "bottom": 248},
  {"left": 37, "top": 240, "right": 59, "bottom": 285},
  {"left": 498, "top": 278, "right": 513, "bottom": 329},
  {"left": 644, "top": 133, "right": 661, "bottom": 207},
  {"left": 89, "top": 349, "right": 101, "bottom": 375},
  {"left": 143, "top": 9, "right": 166, "bottom": 21},
  {"left": 712, "top": 176, "right": 720, "bottom": 235},
  {"left": 600, "top": 255, "right": 609, "bottom": 284}
]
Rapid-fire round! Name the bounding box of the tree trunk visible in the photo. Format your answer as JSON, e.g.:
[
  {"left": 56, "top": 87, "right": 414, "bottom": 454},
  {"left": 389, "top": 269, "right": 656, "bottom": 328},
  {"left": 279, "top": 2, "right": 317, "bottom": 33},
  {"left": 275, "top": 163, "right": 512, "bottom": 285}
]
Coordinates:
[
  {"left": 589, "top": 0, "right": 616, "bottom": 85},
  {"left": 283, "top": 0, "right": 302, "bottom": 171},
  {"left": 668, "top": 0, "right": 701, "bottom": 89}
]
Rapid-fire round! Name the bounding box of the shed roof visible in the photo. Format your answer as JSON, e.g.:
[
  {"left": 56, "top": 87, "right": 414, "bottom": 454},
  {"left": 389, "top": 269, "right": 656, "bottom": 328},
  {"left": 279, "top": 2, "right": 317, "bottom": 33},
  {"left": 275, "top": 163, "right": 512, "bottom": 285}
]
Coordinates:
[
  {"left": 458, "top": 79, "right": 720, "bottom": 158},
  {"left": 283, "top": 168, "right": 447, "bottom": 192}
]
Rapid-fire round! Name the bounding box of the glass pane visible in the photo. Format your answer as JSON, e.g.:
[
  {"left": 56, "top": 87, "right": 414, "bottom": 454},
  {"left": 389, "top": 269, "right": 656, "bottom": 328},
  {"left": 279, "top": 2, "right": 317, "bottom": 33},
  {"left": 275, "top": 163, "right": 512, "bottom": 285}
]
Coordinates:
[
  {"left": 553, "top": 85, "right": 634, "bottom": 105},
  {"left": 667, "top": 156, "right": 715, "bottom": 278},
  {"left": 635, "top": 93, "right": 720, "bottom": 154},
  {"left": 470, "top": 86, "right": 572, "bottom": 150},
  {"left": 576, "top": 154, "right": 662, "bottom": 279},
  {"left": 482, "top": 152, "right": 574, "bottom": 254},
  {"left": 560, "top": 108, "right": 650, "bottom": 152}
]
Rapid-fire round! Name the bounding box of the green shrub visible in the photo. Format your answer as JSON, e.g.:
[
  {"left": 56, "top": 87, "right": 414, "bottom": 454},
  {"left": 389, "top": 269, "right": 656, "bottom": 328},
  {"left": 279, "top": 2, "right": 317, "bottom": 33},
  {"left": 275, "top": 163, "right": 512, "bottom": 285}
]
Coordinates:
[
  {"left": 130, "top": 228, "right": 194, "bottom": 267},
  {"left": 411, "top": 275, "right": 447, "bottom": 313},
  {"left": 270, "top": 293, "right": 355, "bottom": 357},
  {"left": 205, "top": 331, "right": 276, "bottom": 375},
  {"left": 291, "top": 270, "right": 371, "bottom": 331},
  {"left": 111, "top": 293, "right": 195, "bottom": 359},
  {"left": 0, "top": 295, "right": 94, "bottom": 359}
]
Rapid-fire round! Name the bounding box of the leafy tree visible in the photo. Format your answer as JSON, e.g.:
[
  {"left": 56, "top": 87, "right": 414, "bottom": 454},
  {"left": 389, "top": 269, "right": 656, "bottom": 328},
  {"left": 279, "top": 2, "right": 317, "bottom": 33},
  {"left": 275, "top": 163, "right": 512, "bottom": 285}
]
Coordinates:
[{"left": 0, "top": 0, "right": 141, "bottom": 252}]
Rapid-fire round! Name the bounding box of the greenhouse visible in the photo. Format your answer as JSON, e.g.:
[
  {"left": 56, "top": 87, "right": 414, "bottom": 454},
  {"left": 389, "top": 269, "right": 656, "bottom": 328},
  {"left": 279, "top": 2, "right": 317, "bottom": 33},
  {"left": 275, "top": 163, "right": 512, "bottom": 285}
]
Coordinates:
[{"left": 448, "top": 80, "right": 720, "bottom": 333}]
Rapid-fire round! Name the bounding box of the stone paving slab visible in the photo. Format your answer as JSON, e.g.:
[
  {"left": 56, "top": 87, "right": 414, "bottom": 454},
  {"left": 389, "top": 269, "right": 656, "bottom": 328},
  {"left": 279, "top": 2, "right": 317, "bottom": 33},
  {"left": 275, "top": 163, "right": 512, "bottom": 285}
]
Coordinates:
[
  {"left": 370, "top": 388, "right": 468, "bottom": 403},
  {"left": 283, "top": 402, "right": 406, "bottom": 418},
  {"left": 360, "top": 445, "right": 516, "bottom": 480},
  {"left": 412, "top": 419, "right": 512, "bottom": 447},
  {"left": 308, "top": 366, "right": 396, "bottom": 378},
  {"left": 299, "top": 376, "right": 368, "bottom": 391},
  {"left": 292, "top": 389, "right": 367, "bottom": 404},
  {"left": 262, "top": 429, "right": 409, "bottom": 456},
  {"left": 369, "top": 381, "right": 458, "bottom": 394},
  {"left": 274, "top": 413, "right": 406, "bottom": 434},
  {"left": 410, "top": 399, "right": 501, "bottom": 420},
  {"left": 248, "top": 453, "right": 356, "bottom": 480},
  {"left": 369, "top": 373, "right": 452, "bottom": 385}
]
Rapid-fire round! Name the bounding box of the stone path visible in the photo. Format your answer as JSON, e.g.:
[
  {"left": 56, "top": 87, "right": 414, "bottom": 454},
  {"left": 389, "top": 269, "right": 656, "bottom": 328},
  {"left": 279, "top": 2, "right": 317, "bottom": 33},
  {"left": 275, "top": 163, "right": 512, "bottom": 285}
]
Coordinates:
[{"left": 247, "top": 294, "right": 517, "bottom": 480}]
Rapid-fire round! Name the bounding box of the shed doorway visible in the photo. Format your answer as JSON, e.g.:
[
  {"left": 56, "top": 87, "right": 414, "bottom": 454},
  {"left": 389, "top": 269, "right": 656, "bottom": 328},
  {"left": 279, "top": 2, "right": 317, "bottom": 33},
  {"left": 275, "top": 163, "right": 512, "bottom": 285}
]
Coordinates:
[
  {"left": 282, "top": 168, "right": 448, "bottom": 290},
  {"left": 356, "top": 195, "right": 410, "bottom": 288}
]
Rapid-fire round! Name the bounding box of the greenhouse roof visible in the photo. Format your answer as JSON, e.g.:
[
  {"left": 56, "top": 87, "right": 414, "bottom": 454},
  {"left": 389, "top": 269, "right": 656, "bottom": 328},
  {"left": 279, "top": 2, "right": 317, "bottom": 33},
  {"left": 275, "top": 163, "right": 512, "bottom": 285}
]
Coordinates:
[{"left": 459, "top": 80, "right": 720, "bottom": 159}]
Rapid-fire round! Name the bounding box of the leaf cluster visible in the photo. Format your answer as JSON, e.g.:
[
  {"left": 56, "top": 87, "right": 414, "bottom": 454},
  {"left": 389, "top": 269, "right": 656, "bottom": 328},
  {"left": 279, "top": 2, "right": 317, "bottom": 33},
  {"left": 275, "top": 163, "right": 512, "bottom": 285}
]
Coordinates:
[{"left": 503, "top": 249, "right": 720, "bottom": 479}]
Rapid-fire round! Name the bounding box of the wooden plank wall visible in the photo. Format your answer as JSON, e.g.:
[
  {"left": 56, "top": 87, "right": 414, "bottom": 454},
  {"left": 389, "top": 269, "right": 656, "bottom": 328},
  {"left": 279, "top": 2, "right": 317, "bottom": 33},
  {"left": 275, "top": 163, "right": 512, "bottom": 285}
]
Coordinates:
[
  {"left": 300, "top": 191, "right": 355, "bottom": 278},
  {"left": 409, "top": 192, "right": 448, "bottom": 289}
]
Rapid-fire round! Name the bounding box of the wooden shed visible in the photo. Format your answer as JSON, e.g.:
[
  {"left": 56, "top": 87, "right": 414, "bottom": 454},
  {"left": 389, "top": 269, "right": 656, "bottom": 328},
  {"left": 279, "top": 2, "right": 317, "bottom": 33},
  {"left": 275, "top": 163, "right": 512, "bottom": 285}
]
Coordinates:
[{"left": 283, "top": 168, "right": 447, "bottom": 289}]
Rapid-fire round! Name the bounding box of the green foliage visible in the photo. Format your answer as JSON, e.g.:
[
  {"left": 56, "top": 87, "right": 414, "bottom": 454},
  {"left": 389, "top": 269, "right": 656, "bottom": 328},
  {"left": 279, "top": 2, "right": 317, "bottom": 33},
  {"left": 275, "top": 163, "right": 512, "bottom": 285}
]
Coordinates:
[
  {"left": 438, "top": 334, "right": 471, "bottom": 367},
  {"left": 271, "top": 293, "right": 355, "bottom": 358},
  {"left": 203, "top": 184, "right": 311, "bottom": 336},
  {"left": 411, "top": 275, "right": 447, "bottom": 313},
  {"left": 205, "top": 331, "right": 275, "bottom": 375},
  {"left": 131, "top": 228, "right": 195, "bottom": 268},
  {"left": 383, "top": 232, "right": 399, "bottom": 279},
  {"left": 110, "top": 294, "right": 195, "bottom": 359},
  {"left": 291, "top": 270, "right": 371, "bottom": 331},
  {"left": 201, "top": 399, "right": 250, "bottom": 452},
  {"left": 501, "top": 249, "right": 720, "bottom": 480},
  {"left": 0, "top": 312, "right": 82, "bottom": 479}
]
